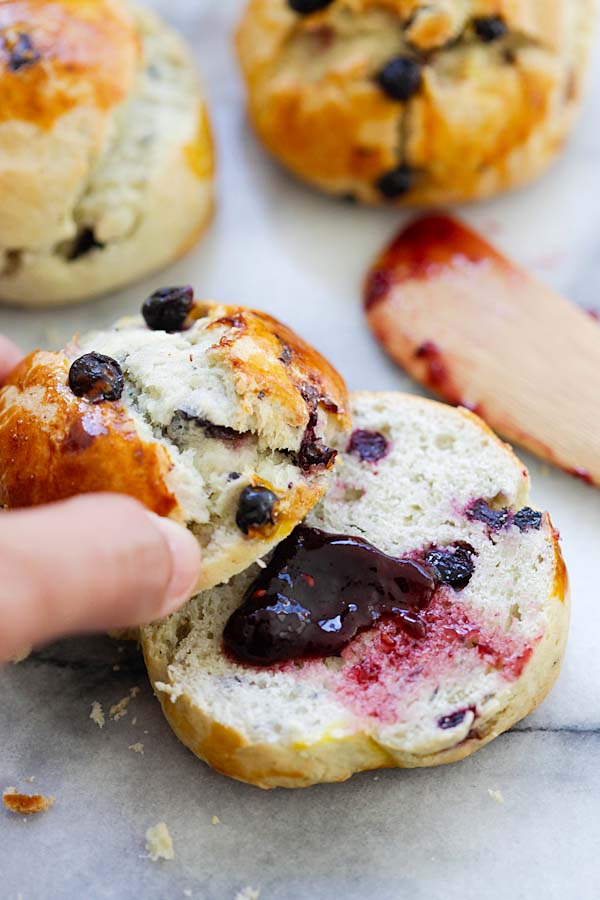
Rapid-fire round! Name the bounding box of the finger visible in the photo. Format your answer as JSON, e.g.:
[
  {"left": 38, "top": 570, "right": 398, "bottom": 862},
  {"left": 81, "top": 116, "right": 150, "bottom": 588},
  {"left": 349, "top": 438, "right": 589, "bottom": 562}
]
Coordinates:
[
  {"left": 0, "top": 494, "right": 201, "bottom": 662},
  {"left": 0, "top": 335, "right": 23, "bottom": 384}
]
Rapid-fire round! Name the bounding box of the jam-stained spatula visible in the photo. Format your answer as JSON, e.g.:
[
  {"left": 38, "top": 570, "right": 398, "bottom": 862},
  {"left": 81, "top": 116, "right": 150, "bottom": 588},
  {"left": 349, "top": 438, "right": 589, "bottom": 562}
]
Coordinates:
[{"left": 365, "top": 215, "right": 600, "bottom": 487}]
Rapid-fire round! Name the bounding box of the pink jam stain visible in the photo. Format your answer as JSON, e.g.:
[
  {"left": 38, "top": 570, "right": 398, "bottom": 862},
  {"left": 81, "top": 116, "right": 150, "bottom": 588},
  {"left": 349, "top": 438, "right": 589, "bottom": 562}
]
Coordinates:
[
  {"left": 364, "top": 214, "right": 507, "bottom": 311},
  {"left": 330, "top": 592, "right": 535, "bottom": 725},
  {"left": 565, "top": 467, "right": 594, "bottom": 486},
  {"left": 414, "top": 340, "right": 482, "bottom": 413},
  {"left": 586, "top": 308, "right": 600, "bottom": 322}
]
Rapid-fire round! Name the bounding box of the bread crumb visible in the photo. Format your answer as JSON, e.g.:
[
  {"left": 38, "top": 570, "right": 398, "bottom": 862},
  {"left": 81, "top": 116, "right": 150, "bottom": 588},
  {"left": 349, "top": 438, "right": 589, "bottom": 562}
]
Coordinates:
[
  {"left": 488, "top": 789, "right": 504, "bottom": 804},
  {"left": 110, "top": 697, "right": 131, "bottom": 721},
  {"left": 145, "top": 822, "right": 174, "bottom": 861},
  {"left": 256, "top": 558, "right": 267, "bottom": 569},
  {"left": 90, "top": 702, "right": 105, "bottom": 729},
  {"left": 235, "top": 888, "right": 260, "bottom": 900},
  {"left": 211, "top": 815, "right": 220, "bottom": 825},
  {"left": 24, "top": 776, "right": 35, "bottom": 783},
  {"left": 131, "top": 717, "right": 137, "bottom": 726},
  {"left": 3, "top": 790, "right": 54, "bottom": 816},
  {"left": 129, "top": 743, "right": 145, "bottom": 755},
  {"left": 130, "top": 686, "right": 141, "bottom": 698}
]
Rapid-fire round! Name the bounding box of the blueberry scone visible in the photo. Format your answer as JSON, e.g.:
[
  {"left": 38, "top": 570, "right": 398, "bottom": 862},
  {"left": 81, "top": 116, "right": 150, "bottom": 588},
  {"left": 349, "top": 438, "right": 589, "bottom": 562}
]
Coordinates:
[
  {"left": 236, "top": 0, "right": 592, "bottom": 205},
  {"left": 143, "top": 393, "right": 568, "bottom": 788},
  {"left": 0, "top": 291, "right": 351, "bottom": 590},
  {"left": 0, "top": 0, "right": 214, "bottom": 306}
]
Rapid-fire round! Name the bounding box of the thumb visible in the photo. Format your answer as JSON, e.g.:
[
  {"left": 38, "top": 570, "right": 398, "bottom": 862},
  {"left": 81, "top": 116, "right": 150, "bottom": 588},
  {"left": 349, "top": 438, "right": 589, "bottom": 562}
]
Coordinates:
[{"left": 0, "top": 494, "right": 201, "bottom": 662}]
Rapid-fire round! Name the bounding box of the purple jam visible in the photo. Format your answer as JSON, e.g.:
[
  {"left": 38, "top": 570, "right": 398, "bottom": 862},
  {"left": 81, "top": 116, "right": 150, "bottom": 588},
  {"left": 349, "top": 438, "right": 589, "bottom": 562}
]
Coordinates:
[{"left": 223, "top": 526, "right": 440, "bottom": 665}]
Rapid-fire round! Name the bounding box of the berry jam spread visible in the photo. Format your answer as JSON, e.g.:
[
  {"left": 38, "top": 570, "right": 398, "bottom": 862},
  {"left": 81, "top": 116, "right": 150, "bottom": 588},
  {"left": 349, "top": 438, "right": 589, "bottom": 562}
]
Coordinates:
[
  {"left": 347, "top": 429, "right": 389, "bottom": 463},
  {"left": 223, "top": 526, "right": 444, "bottom": 665}
]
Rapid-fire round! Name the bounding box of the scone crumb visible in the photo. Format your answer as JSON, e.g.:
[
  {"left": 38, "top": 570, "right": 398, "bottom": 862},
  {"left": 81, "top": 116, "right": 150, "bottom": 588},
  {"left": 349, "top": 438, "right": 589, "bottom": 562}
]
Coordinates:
[
  {"left": 24, "top": 776, "right": 35, "bottom": 783},
  {"left": 145, "top": 822, "right": 174, "bottom": 861},
  {"left": 90, "top": 701, "right": 105, "bottom": 728},
  {"left": 128, "top": 743, "right": 145, "bottom": 755},
  {"left": 234, "top": 889, "right": 260, "bottom": 900},
  {"left": 488, "top": 789, "right": 504, "bottom": 804},
  {"left": 130, "top": 686, "right": 141, "bottom": 698},
  {"left": 110, "top": 696, "right": 131, "bottom": 721},
  {"left": 211, "top": 815, "right": 220, "bottom": 825},
  {"left": 3, "top": 789, "right": 54, "bottom": 815}
]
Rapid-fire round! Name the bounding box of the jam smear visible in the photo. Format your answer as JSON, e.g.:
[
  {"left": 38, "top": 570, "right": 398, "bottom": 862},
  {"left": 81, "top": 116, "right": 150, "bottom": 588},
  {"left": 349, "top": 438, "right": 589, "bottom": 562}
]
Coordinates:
[{"left": 223, "top": 526, "right": 438, "bottom": 665}]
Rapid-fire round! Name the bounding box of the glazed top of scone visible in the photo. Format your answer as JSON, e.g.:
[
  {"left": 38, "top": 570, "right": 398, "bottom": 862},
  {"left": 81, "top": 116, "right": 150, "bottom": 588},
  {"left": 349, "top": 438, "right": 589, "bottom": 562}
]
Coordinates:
[
  {"left": 260, "top": 1, "right": 561, "bottom": 52},
  {"left": 0, "top": 290, "right": 351, "bottom": 590},
  {"left": 0, "top": 0, "right": 138, "bottom": 127},
  {"left": 0, "top": 0, "right": 143, "bottom": 251}
]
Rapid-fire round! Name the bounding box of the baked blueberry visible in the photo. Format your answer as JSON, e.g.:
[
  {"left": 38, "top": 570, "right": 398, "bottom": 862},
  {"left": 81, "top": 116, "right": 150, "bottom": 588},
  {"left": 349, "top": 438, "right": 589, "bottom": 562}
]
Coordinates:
[
  {"left": 288, "top": 0, "right": 335, "bottom": 13},
  {"left": 467, "top": 499, "right": 509, "bottom": 530},
  {"left": 513, "top": 507, "right": 543, "bottom": 532},
  {"left": 425, "top": 545, "right": 475, "bottom": 591},
  {"left": 473, "top": 16, "right": 508, "bottom": 42},
  {"left": 6, "top": 33, "right": 41, "bottom": 72},
  {"left": 348, "top": 429, "right": 389, "bottom": 463},
  {"left": 375, "top": 165, "right": 414, "bottom": 199},
  {"left": 142, "top": 286, "right": 194, "bottom": 332},
  {"left": 68, "top": 353, "right": 124, "bottom": 404},
  {"left": 376, "top": 57, "right": 422, "bottom": 102},
  {"left": 438, "top": 709, "right": 468, "bottom": 730},
  {"left": 236, "top": 486, "right": 279, "bottom": 534}
]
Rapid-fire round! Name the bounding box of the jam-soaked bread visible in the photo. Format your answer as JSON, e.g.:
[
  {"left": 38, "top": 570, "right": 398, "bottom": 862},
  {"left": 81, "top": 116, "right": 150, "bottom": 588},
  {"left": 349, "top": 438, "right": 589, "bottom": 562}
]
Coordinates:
[
  {"left": 142, "top": 393, "right": 568, "bottom": 788},
  {"left": 0, "top": 298, "right": 350, "bottom": 592},
  {"left": 0, "top": 0, "right": 214, "bottom": 307},
  {"left": 236, "top": 0, "right": 592, "bottom": 205}
]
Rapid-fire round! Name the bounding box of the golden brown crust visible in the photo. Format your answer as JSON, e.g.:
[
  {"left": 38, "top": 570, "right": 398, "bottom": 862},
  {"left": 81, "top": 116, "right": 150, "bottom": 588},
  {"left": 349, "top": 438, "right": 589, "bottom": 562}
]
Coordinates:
[
  {"left": 0, "top": 0, "right": 138, "bottom": 128},
  {"left": 0, "top": 351, "right": 178, "bottom": 516},
  {"left": 3, "top": 790, "right": 54, "bottom": 814},
  {"left": 236, "top": 0, "right": 592, "bottom": 205},
  {"left": 197, "top": 303, "right": 351, "bottom": 435}
]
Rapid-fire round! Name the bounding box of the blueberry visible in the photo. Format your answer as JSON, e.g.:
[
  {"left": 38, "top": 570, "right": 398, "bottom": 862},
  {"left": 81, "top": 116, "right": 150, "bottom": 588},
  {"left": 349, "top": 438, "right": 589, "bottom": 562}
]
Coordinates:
[
  {"left": 142, "top": 286, "right": 194, "bottom": 332},
  {"left": 236, "top": 486, "right": 279, "bottom": 534},
  {"left": 347, "top": 429, "right": 389, "bottom": 463},
  {"left": 376, "top": 57, "right": 422, "bottom": 102},
  {"left": 438, "top": 709, "right": 467, "bottom": 730},
  {"left": 288, "top": 0, "right": 334, "bottom": 13},
  {"left": 68, "top": 353, "right": 124, "bottom": 404},
  {"left": 467, "top": 499, "right": 509, "bottom": 530},
  {"left": 425, "top": 545, "right": 475, "bottom": 591},
  {"left": 375, "top": 165, "right": 414, "bottom": 199},
  {"left": 513, "top": 507, "right": 543, "bottom": 532},
  {"left": 473, "top": 16, "right": 508, "bottom": 42},
  {"left": 7, "top": 33, "right": 41, "bottom": 72}
]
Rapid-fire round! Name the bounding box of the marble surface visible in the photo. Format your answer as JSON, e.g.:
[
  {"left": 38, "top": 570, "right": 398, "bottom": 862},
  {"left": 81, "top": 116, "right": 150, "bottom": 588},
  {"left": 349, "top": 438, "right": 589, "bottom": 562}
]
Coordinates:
[{"left": 2, "top": 3, "right": 600, "bottom": 898}]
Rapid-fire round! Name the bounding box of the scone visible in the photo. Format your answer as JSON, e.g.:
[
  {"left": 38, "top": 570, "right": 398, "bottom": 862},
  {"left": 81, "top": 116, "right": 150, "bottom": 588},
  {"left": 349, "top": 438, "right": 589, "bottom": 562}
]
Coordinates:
[
  {"left": 0, "top": 0, "right": 214, "bottom": 307},
  {"left": 236, "top": 0, "right": 592, "bottom": 205},
  {"left": 143, "top": 393, "right": 569, "bottom": 788},
  {"left": 0, "top": 291, "right": 351, "bottom": 590}
]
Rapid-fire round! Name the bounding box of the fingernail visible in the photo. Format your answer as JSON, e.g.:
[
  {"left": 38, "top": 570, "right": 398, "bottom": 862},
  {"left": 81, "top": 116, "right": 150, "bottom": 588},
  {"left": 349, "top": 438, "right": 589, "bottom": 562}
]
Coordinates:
[{"left": 151, "top": 515, "right": 201, "bottom": 614}]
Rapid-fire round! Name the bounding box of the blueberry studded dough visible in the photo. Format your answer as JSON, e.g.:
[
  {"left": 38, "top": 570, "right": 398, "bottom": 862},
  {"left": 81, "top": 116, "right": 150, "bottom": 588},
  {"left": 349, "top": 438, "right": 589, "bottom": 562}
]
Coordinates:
[{"left": 236, "top": 0, "right": 593, "bottom": 205}]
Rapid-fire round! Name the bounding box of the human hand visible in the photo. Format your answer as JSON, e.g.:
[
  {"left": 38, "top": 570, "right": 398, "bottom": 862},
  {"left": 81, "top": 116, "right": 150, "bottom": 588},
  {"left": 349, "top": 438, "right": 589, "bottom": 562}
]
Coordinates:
[{"left": 0, "top": 336, "right": 201, "bottom": 663}]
